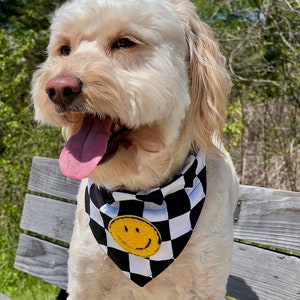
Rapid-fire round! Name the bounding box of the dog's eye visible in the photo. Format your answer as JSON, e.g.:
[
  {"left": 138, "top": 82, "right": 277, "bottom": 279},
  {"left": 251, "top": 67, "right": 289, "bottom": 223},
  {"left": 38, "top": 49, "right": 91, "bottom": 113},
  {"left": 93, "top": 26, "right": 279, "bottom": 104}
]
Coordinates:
[
  {"left": 60, "top": 45, "right": 71, "bottom": 56},
  {"left": 112, "top": 38, "right": 136, "bottom": 50}
]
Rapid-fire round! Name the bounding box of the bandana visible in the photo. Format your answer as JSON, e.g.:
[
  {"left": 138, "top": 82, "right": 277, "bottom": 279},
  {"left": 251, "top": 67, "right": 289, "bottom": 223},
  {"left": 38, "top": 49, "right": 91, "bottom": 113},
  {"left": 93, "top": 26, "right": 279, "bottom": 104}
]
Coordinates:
[{"left": 85, "top": 151, "right": 206, "bottom": 287}]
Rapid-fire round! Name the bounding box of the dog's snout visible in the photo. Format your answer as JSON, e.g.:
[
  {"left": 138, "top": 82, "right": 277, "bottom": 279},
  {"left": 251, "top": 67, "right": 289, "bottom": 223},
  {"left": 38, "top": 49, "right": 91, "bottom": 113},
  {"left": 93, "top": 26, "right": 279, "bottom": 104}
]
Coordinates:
[{"left": 45, "top": 76, "right": 82, "bottom": 106}]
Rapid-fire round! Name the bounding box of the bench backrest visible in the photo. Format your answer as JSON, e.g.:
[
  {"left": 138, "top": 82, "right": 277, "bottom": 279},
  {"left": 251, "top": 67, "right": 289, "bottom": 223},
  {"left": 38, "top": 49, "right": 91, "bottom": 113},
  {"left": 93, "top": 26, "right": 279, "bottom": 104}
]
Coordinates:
[{"left": 14, "top": 157, "right": 300, "bottom": 299}]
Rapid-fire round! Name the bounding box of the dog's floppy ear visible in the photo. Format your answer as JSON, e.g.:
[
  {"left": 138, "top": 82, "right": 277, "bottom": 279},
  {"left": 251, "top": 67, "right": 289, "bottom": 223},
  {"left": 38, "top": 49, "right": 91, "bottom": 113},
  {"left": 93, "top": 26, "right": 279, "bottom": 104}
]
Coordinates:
[{"left": 175, "top": 1, "right": 231, "bottom": 155}]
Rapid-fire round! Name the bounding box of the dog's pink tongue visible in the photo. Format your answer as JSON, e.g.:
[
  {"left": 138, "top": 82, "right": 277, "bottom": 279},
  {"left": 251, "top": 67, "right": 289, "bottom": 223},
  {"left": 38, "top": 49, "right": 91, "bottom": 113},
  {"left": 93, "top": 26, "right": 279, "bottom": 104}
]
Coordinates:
[{"left": 59, "top": 116, "right": 113, "bottom": 180}]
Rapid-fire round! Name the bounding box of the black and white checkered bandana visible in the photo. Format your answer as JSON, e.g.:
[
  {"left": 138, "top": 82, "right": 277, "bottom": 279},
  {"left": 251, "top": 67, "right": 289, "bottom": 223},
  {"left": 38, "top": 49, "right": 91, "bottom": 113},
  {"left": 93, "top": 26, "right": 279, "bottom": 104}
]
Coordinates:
[{"left": 85, "top": 151, "right": 206, "bottom": 287}]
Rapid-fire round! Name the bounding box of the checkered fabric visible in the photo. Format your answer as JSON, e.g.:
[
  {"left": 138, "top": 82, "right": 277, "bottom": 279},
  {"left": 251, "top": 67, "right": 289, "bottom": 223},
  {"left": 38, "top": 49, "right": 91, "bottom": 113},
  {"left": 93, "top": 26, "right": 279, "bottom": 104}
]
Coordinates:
[{"left": 85, "top": 151, "right": 206, "bottom": 287}]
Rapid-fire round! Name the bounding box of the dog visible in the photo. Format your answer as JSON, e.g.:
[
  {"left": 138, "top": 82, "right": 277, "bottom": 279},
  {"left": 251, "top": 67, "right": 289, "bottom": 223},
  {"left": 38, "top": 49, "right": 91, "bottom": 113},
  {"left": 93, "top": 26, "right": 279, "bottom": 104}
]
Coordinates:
[{"left": 31, "top": 0, "right": 239, "bottom": 299}]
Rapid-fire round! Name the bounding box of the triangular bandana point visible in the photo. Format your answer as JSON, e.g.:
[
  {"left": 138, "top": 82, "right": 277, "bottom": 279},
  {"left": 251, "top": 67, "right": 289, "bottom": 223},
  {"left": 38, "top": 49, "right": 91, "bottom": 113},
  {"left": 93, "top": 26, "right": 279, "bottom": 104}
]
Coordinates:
[{"left": 85, "top": 151, "right": 206, "bottom": 286}]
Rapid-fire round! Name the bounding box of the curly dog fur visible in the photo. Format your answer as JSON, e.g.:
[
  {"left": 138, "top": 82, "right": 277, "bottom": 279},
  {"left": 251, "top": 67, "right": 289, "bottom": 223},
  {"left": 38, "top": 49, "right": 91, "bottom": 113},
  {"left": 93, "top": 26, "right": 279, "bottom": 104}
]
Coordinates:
[{"left": 31, "top": 0, "right": 239, "bottom": 299}]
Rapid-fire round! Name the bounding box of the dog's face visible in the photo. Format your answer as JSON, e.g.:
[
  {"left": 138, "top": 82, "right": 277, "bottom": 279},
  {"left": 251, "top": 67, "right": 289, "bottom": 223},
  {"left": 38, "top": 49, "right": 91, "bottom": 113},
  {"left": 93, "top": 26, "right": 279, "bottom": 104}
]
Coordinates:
[{"left": 32, "top": 0, "right": 230, "bottom": 191}]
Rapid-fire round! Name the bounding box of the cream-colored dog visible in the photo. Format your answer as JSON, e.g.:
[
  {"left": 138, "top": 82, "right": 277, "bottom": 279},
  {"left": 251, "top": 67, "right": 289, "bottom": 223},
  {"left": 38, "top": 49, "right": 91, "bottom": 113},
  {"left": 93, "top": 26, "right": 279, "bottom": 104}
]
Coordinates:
[{"left": 31, "top": 0, "right": 239, "bottom": 299}]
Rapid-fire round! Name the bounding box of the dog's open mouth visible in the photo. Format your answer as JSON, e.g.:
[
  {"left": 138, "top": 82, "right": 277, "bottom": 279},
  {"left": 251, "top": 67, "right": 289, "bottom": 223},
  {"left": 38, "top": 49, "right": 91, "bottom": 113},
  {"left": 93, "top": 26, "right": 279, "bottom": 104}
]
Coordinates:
[{"left": 59, "top": 114, "right": 131, "bottom": 180}]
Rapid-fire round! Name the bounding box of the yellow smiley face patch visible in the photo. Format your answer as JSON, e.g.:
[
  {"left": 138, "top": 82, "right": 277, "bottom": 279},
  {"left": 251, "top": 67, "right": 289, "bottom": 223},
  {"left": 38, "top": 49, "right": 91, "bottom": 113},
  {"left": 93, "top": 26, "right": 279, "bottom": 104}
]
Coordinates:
[{"left": 108, "top": 215, "right": 161, "bottom": 258}]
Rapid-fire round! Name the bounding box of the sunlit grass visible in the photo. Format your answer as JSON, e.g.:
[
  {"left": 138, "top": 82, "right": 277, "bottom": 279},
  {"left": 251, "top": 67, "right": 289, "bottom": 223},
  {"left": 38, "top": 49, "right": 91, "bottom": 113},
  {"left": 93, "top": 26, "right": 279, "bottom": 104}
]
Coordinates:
[
  {"left": 0, "top": 238, "right": 58, "bottom": 299},
  {"left": 0, "top": 199, "right": 58, "bottom": 299}
]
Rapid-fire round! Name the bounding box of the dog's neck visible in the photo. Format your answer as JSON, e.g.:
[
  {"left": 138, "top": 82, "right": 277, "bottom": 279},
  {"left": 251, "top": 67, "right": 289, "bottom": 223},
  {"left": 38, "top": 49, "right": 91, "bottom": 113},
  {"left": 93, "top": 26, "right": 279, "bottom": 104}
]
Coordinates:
[
  {"left": 100, "top": 148, "right": 201, "bottom": 194},
  {"left": 91, "top": 150, "right": 205, "bottom": 198}
]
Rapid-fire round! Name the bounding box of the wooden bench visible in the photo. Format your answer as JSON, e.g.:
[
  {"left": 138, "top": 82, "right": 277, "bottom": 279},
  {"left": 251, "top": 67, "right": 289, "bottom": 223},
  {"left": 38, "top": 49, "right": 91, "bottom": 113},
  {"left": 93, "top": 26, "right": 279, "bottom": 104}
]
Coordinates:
[
  {"left": 0, "top": 294, "right": 12, "bottom": 300},
  {"left": 14, "top": 156, "right": 300, "bottom": 299}
]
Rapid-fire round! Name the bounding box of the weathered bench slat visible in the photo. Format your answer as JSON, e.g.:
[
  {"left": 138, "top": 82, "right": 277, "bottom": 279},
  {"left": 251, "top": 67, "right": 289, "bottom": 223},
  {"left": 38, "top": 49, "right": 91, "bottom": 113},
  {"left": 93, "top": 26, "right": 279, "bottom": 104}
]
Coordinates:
[
  {"left": 14, "top": 234, "right": 68, "bottom": 290},
  {"left": 227, "top": 242, "right": 300, "bottom": 300},
  {"left": 234, "top": 185, "right": 300, "bottom": 253},
  {"left": 14, "top": 157, "right": 300, "bottom": 299},
  {"left": 28, "top": 156, "right": 80, "bottom": 201},
  {"left": 20, "top": 194, "right": 76, "bottom": 244},
  {"left": 14, "top": 233, "right": 300, "bottom": 299}
]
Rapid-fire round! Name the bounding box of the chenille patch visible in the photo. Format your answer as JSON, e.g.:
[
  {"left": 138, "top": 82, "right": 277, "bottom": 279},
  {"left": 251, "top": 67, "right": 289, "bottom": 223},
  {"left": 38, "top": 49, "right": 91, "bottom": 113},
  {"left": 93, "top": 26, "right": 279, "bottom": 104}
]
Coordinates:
[{"left": 108, "top": 215, "right": 162, "bottom": 258}]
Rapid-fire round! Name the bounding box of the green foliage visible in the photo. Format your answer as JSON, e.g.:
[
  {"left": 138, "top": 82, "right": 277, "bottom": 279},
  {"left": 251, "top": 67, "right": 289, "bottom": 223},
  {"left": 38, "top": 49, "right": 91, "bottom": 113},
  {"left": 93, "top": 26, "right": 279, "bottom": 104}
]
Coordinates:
[
  {"left": 194, "top": 0, "right": 299, "bottom": 190},
  {"left": 0, "top": 0, "right": 64, "bottom": 297},
  {"left": 223, "top": 101, "right": 245, "bottom": 149}
]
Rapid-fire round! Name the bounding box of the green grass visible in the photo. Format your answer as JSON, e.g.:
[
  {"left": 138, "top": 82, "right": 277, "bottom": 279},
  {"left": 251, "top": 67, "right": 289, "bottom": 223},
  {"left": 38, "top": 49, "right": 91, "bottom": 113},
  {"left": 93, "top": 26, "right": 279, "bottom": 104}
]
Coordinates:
[
  {"left": 0, "top": 240, "right": 59, "bottom": 299},
  {"left": 0, "top": 237, "right": 59, "bottom": 299},
  {"left": 0, "top": 122, "right": 64, "bottom": 298},
  {"left": 0, "top": 198, "right": 59, "bottom": 299}
]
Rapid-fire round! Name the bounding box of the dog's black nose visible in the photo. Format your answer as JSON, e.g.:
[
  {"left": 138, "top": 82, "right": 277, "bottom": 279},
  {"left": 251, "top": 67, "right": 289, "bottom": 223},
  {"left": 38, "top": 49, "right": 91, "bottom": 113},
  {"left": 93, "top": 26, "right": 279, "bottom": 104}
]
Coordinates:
[{"left": 45, "top": 76, "right": 82, "bottom": 106}]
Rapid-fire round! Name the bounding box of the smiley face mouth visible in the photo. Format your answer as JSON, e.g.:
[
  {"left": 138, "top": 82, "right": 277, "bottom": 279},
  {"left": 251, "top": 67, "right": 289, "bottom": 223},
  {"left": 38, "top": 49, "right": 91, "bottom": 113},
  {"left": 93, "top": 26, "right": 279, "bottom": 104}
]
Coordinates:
[
  {"left": 136, "top": 239, "right": 152, "bottom": 250},
  {"left": 121, "top": 238, "right": 152, "bottom": 251}
]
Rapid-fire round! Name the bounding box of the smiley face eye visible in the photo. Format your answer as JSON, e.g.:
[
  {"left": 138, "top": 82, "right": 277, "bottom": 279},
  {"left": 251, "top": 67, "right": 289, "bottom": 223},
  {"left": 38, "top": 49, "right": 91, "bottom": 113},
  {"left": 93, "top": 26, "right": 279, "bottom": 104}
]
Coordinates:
[{"left": 124, "top": 226, "right": 140, "bottom": 233}]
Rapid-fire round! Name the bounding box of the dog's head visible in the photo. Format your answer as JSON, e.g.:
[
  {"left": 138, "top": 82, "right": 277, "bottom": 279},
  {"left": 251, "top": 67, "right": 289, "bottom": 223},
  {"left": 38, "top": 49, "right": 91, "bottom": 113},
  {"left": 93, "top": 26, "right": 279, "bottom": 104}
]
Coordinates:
[{"left": 31, "top": 0, "right": 230, "bottom": 190}]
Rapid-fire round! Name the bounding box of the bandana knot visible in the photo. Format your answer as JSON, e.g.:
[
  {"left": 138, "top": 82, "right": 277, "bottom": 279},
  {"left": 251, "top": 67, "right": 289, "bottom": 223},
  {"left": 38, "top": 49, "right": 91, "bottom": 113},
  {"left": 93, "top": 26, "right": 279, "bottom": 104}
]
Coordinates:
[{"left": 85, "top": 151, "right": 206, "bottom": 287}]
